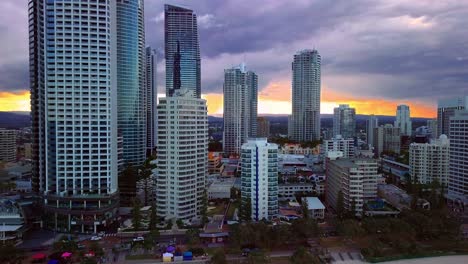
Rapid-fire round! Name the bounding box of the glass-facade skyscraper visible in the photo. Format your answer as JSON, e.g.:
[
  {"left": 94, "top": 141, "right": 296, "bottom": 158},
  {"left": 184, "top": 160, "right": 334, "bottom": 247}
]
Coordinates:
[
  {"left": 29, "top": 0, "right": 119, "bottom": 233},
  {"left": 117, "top": 0, "right": 146, "bottom": 165},
  {"left": 333, "top": 104, "right": 356, "bottom": 139},
  {"left": 164, "top": 4, "right": 201, "bottom": 98},
  {"left": 290, "top": 50, "right": 321, "bottom": 142}
]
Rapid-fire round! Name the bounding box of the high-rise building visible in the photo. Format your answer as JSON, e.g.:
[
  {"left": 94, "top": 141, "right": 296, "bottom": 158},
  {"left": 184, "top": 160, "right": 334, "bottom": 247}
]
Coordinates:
[
  {"left": 240, "top": 138, "right": 279, "bottom": 221},
  {"left": 145, "top": 47, "right": 157, "bottom": 156},
  {"left": 257, "top": 117, "right": 270, "bottom": 138},
  {"left": 29, "top": 0, "right": 119, "bottom": 232},
  {"left": 154, "top": 91, "right": 208, "bottom": 220},
  {"left": 394, "top": 105, "right": 412, "bottom": 136},
  {"left": 223, "top": 64, "right": 258, "bottom": 155},
  {"left": 322, "top": 135, "right": 355, "bottom": 159},
  {"left": 333, "top": 104, "right": 356, "bottom": 139},
  {"left": 427, "top": 118, "right": 438, "bottom": 139},
  {"left": 290, "top": 50, "right": 321, "bottom": 142},
  {"left": 373, "top": 125, "right": 401, "bottom": 157},
  {"left": 447, "top": 110, "right": 468, "bottom": 206},
  {"left": 326, "top": 158, "right": 379, "bottom": 215},
  {"left": 366, "top": 115, "right": 379, "bottom": 147},
  {"left": 164, "top": 4, "right": 200, "bottom": 98},
  {"left": 0, "top": 129, "right": 17, "bottom": 162},
  {"left": 117, "top": 0, "right": 146, "bottom": 166},
  {"left": 409, "top": 135, "right": 449, "bottom": 186},
  {"left": 437, "top": 96, "right": 468, "bottom": 137}
]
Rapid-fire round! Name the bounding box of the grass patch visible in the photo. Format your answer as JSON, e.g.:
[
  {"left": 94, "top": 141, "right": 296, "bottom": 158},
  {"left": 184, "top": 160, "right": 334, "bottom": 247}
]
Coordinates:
[{"left": 207, "top": 204, "right": 226, "bottom": 217}]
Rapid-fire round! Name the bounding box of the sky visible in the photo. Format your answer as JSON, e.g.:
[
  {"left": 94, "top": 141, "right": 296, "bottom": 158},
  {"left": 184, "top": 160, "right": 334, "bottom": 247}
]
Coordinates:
[{"left": 1, "top": 0, "right": 468, "bottom": 117}]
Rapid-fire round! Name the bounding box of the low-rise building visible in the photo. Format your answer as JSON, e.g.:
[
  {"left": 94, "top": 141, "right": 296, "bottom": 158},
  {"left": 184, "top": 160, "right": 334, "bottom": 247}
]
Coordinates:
[
  {"left": 208, "top": 178, "right": 236, "bottom": 200},
  {"left": 279, "top": 143, "right": 319, "bottom": 155},
  {"left": 208, "top": 152, "right": 223, "bottom": 175},
  {"left": 302, "top": 197, "right": 325, "bottom": 220},
  {"left": 278, "top": 183, "right": 324, "bottom": 201},
  {"left": 322, "top": 135, "right": 355, "bottom": 158},
  {"left": 381, "top": 157, "right": 410, "bottom": 182}
]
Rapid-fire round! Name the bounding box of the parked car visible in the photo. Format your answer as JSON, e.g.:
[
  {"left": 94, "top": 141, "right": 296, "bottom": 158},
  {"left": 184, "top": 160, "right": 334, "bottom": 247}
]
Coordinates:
[
  {"left": 90, "top": 236, "right": 102, "bottom": 241},
  {"left": 133, "top": 236, "right": 144, "bottom": 242}
]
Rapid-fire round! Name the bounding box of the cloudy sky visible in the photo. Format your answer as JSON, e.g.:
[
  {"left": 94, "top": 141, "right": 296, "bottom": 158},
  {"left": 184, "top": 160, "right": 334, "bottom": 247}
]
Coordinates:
[{"left": 1, "top": 0, "right": 468, "bottom": 117}]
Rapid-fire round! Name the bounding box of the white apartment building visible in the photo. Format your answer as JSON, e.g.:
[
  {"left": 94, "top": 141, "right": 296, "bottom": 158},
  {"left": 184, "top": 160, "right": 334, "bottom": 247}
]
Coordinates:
[
  {"left": 322, "top": 135, "right": 355, "bottom": 158},
  {"left": 448, "top": 110, "right": 468, "bottom": 206},
  {"left": 394, "top": 105, "right": 412, "bottom": 136},
  {"left": 326, "top": 159, "right": 380, "bottom": 215},
  {"left": 0, "top": 129, "right": 17, "bottom": 162},
  {"left": 240, "top": 138, "right": 279, "bottom": 221},
  {"left": 409, "top": 135, "right": 449, "bottom": 185},
  {"left": 278, "top": 183, "right": 324, "bottom": 201},
  {"left": 155, "top": 91, "right": 208, "bottom": 221}
]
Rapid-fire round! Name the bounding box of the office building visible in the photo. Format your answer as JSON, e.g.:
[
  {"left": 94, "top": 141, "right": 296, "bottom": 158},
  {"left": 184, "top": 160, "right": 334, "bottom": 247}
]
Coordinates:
[
  {"left": 29, "top": 0, "right": 119, "bottom": 232},
  {"left": 116, "top": 0, "right": 146, "bottom": 165},
  {"left": 223, "top": 64, "right": 258, "bottom": 155},
  {"left": 394, "top": 105, "right": 412, "bottom": 136},
  {"left": 437, "top": 96, "right": 468, "bottom": 137},
  {"left": 154, "top": 92, "right": 208, "bottom": 220},
  {"left": 409, "top": 135, "right": 449, "bottom": 186},
  {"left": 257, "top": 117, "right": 270, "bottom": 138},
  {"left": 373, "top": 125, "right": 401, "bottom": 156},
  {"left": 240, "top": 138, "right": 279, "bottom": 221},
  {"left": 145, "top": 47, "right": 157, "bottom": 156},
  {"left": 165, "top": 4, "right": 201, "bottom": 98},
  {"left": 322, "top": 135, "right": 355, "bottom": 159},
  {"left": 326, "top": 158, "right": 380, "bottom": 215},
  {"left": 333, "top": 104, "right": 356, "bottom": 139},
  {"left": 447, "top": 110, "right": 468, "bottom": 206},
  {"left": 290, "top": 50, "right": 321, "bottom": 142},
  {"left": 366, "top": 115, "right": 379, "bottom": 147},
  {"left": 0, "top": 129, "right": 17, "bottom": 162}
]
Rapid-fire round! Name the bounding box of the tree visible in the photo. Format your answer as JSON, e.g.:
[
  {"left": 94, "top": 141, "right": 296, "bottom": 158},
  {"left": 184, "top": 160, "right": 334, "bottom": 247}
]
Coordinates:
[
  {"left": 246, "top": 250, "right": 270, "bottom": 264},
  {"left": 240, "top": 197, "right": 252, "bottom": 221},
  {"left": 131, "top": 198, "right": 142, "bottom": 231},
  {"left": 0, "top": 243, "right": 24, "bottom": 264},
  {"left": 138, "top": 159, "right": 156, "bottom": 206},
  {"left": 291, "top": 218, "right": 319, "bottom": 239},
  {"left": 230, "top": 187, "right": 239, "bottom": 200},
  {"left": 53, "top": 236, "right": 78, "bottom": 253},
  {"left": 149, "top": 203, "right": 158, "bottom": 231},
  {"left": 336, "top": 190, "right": 345, "bottom": 219},
  {"left": 404, "top": 173, "right": 413, "bottom": 193},
  {"left": 186, "top": 228, "right": 201, "bottom": 246},
  {"left": 89, "top": 241, "right": 104, "bottom": 257},
  {"left": 201, "top": 190, "right": 209, "bottom": 225},
  {"left": 290, "top": 247, "right": 319, "bottom": 264},
  {"left": 210, "top": 249, "right": 227, "bottom": 264},
  {"left": 301, "top": 198, "right": 309, "bottom": 219}
]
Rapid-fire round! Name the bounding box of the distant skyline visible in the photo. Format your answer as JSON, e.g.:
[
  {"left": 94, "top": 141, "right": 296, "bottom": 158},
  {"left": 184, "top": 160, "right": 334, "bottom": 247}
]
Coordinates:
[{"left": 2, "top": 0, "right": 468, "bottom": 117}]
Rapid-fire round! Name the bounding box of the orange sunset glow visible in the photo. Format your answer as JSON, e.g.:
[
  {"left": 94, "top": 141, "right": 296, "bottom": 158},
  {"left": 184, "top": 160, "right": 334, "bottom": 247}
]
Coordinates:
[{"left": 1, "top": 89, "right": 436, "bottom": 118}]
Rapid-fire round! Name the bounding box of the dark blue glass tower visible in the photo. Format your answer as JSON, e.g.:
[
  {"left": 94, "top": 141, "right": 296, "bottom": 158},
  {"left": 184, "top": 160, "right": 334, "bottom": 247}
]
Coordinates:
[
  {"left": 117, "top": 0, "right": 146, "bottom": 165},
  {"left": 165, "top": 4, "right": 201, "bottom": 98}
]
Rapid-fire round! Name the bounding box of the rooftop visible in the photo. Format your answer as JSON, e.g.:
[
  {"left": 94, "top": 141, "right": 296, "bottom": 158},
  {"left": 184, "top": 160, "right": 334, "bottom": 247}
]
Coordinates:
[{"left": 303, "top": 197, "right": 325, "bottom": 210}]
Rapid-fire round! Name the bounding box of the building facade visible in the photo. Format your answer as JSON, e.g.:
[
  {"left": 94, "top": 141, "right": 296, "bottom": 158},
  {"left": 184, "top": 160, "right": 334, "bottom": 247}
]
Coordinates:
[
  {"left": 326, "top": 159, "right": 380, "bottom": 215},
  {"left": 409, "top": 135, "right": 449, "bottom": 186},
  {"left": 333, "top": 104, "right": 356, "bottom": 139},
  {"left": 290, "top": 50, "right": 321, "bottom": 142},
  {"left": 427, "top": 118, "right": 438, "bottom": 139},
  {"left": 154, "top": 92, "right": 208, "bottom": 221},
  {"left": 164, "top": 4, "right": 201, "bottom": 98},
  {"left": 394, "top": 105, "right": 412, "bottom": 136},
  {"left": 447, "top": 110, "right": 468, "bottom": 206},
  {"left": 145, "top": 47, "right": 157, "bottom": 156},
  {"left": 223, "top": 64, "right": 258, "bottom": 155},
  {"left": 0, "top": 129, "right": 17, "bottom": 162},
  {"left": 257, "top": 117, "right": 270, "bottom": 138},
  {"left": 322, "top": 135, "right": 355, "bottom": 159},
  {"left": 240, "top": 138, "right": 279, "bottom": 221},
  {"left": 437, "top": 96, "right": 468, "bottom": 137},
  {"left": 366, "top": 115, "right": 378, "bottom": 147},
  {"left": 373, "top": 125, "right": 401, "bottom": 157},
  {"left": 117, "top": 0, "right": 146, "bottom": 165},
  {"left": 29, "top": 0, "right": 119, "bottom": 233}
]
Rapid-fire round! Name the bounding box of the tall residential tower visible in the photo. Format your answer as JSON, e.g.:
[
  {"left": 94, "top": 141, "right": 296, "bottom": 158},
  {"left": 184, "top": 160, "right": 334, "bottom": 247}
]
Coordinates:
[
  {"left": 290, "top": 50, "right": 321, "bottom": 142},
  {"left": 333, "top": 104, "right": 356, "bottom": 139},
  {"left": 223, "top": 64, "right": 258, "bottom": 156},
  {"left": 394, "top": 105, "right": 412, "bottom": 136},
  {"left": 437, "top": 96, "right": 468, "bottom": 137},
  {"left": 145, "top": 47, "right": 157, "bottom": 156}
]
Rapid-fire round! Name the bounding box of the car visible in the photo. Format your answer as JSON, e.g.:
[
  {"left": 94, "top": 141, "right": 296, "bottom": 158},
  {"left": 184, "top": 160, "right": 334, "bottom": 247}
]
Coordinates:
[
  {"left": 90, "top": 236, "right": 102, "bottom": 241},
  {"left": 133, "top": 236, "right": 144, "bottom": 242},
  {"left": 98, "top": 231, "right": 105, "bottom": 236},
  {"left": 78, "top": 244, "right": 86, "bottom": 249}
]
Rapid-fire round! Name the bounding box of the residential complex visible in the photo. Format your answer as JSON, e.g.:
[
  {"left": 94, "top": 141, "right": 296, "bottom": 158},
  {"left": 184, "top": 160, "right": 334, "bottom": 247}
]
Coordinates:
[
  {"left": 302, "top": 197, "right": 325, "bottom": 220},
  {"left": 145, "top": 47, "right": 157, "bottom": 156},
  {"left": 289, "top": 50, "right": 321, "bottom": 142},
  {"left": 447, "top": 110, "right": 468, "bottom": 206},
  {"left": 409, "top": 135, "right": 449, "bottom": 185},
  {"left": 373, "top": 125, "right": 401, "bottom": 156},
  {"left": 223, "top": 64, "right": 258, "bottom": 155},
  {"left": 326, "top": 158, "right": 380, "bottom": 215},
  {"left": 164, "top": 4, "right": 201, "bottom": 98},
  {"left": 322, "top": 135, "right": 355, "bottom": 159},
  {"left": 333, "top": 104, "right": 356, "bottom": 139},
  {"left": 257, "top": 117, "right": 270, "bottom": 138},
  {"left": 437, "top": 96, "right": 468, "bottom": 137},
  {"left": 154, "top": 92, "right": 208, "bottom": 220},
  {"left": 0, "top": 128, "right": 17, "bottom": 162},
  {"left": 394, "top": 105, "right": 412, "bottom": 136},
  {"left": 240, "top": 138, "right": 279, "bottom": 221}
]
